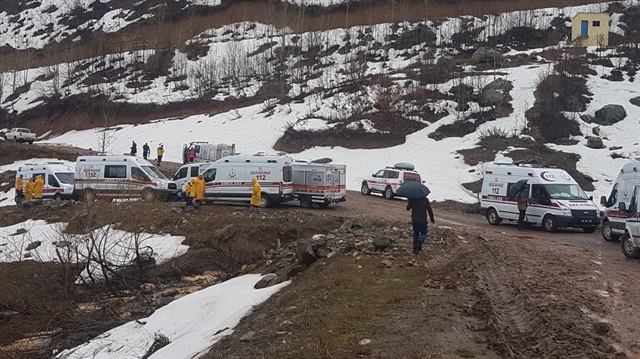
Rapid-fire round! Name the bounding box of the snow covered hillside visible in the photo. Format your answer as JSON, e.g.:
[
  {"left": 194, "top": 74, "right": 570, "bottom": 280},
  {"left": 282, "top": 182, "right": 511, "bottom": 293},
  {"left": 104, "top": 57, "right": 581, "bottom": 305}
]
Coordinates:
[{"left": 2, "top": 0, "right": 640, "bottom": 204}]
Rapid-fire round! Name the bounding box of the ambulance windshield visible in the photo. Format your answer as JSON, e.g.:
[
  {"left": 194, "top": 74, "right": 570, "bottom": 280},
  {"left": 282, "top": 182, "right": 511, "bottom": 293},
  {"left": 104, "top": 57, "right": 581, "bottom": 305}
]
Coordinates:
[
  {"left": 55, "top": 172, "right": 74, "bottom": 184},
  {"left": 141, "top": 166, "right": 168, "bottom": 180},
  {"left": 544, "top": 184, "right": 588, "bottom": 200}
]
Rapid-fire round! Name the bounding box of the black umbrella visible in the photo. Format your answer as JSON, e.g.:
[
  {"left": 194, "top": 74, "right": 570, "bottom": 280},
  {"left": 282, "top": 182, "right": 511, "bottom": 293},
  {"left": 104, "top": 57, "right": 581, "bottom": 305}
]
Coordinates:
[
  {"left": 396, "top": 180, "right": 430, "bottom": 199},
  {"left": 507, "top": 179, "right": 529, "bottom": 199}
]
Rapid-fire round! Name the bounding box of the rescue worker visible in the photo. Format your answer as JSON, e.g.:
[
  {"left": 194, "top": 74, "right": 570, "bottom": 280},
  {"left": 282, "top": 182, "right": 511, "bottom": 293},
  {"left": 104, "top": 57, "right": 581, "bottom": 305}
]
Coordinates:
[
  {"left": 195, "top": 174, "right": 205, "bottom": 205},
  {"left": 130, "top": 141, "right": 137, "bottom": 156},
  {"left": 15, "top": 175, "right": 24, "bottom": 203},
  {"left": 251, "top": 178, "right": 261, "bottom": 209},
  {"left": 25, "top": 177, "right": 35, "bottom": 201},
  {"left": 184, "top": 177, "right": 197, "bottom": 207},
  {"left": 188, "top": 147, "right": 196, "bottom": 163},
  {"left": 157, "top": 144, "right": 164, "bottom": 166},
  {"left": 33, "top": 175, "right": 44, "bottom": 202}
]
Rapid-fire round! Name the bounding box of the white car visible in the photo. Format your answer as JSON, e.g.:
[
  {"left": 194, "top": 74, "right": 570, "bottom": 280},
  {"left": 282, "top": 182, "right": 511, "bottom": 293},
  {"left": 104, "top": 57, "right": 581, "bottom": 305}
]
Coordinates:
[
  {"left": 361, "top": 163, "right": 421, "bottom": 199},
  {"left": 5, "top": 128, "right": 36, "bottom": 143}
]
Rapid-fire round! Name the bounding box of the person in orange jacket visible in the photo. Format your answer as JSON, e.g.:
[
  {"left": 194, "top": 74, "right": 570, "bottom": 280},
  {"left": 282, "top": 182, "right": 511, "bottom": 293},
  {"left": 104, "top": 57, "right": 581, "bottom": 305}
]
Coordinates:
[
  {"left": 25, "top": 177, "right": 35, "bottom": 201},
  {"left": 33, "top": 175, "right": 45, "bottom": 201},
  {"left": 195, "top": 174, "right": 205, "bottom": 204},
  {"left": 251, "top": 178, "right": 261, "bottom": 208},
  {"left": 15, "top": 175, "right": 24, "bottom": 203}
]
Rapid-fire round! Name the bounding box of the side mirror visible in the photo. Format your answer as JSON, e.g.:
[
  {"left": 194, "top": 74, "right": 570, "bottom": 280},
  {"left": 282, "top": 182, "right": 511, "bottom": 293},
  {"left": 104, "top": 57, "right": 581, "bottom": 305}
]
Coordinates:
[
  {"left": 619, "top": 202, "right": 627, "bottom": 212},
  {"left": 589, "top": 196, "right": 593, "bottom": 201},
  {"left": 600, "top": 196, "right": 607, "bottom": 206},
  {"left": 372, "top": 174, "right": 376, "bottom": 177}
]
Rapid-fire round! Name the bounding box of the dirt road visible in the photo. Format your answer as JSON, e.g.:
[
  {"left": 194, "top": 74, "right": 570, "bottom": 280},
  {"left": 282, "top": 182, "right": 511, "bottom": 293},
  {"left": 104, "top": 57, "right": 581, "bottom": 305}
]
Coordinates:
[{"left": 280, "top": 191, "right": 640, "bottom": 357}]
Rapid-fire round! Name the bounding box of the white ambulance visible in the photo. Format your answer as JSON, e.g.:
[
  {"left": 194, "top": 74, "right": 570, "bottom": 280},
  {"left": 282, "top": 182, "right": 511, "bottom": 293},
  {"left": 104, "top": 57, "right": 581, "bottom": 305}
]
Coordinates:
[
  {"left": 172, "top": 163, "right": 211, "bottom": 199},
  {"left": 16, "top": 162, "right": 75, "bottom": 201},
  {"left": 480, "top": 163, "right": 599, "bottom": 232},
  {"left": 199, "top": 153, "right": 294, "bottom": 207},
  {"left": 292, "top": 161, "right": 346, "bottom": 208},
  {"left": 600, "top": 158, "right": 640, "bottom": 242},
  {"left": 74, "top": 156, "right": 178, "bottom": 201}
]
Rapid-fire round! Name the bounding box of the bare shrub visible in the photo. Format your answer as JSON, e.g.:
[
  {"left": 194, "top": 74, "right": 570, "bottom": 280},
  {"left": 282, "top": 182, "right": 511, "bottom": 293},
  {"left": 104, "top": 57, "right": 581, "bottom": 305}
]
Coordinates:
[{"left": 477, "top": 125, "right": 509, "bottom": 139}]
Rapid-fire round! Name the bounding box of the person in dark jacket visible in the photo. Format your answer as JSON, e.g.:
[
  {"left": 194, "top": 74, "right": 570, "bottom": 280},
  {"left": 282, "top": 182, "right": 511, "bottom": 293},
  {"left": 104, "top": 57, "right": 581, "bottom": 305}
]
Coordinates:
[
  {"left": 407, "top": 197, "right": 435, "bottom": 254},
  {"left": 130, "top": 141, "right": 137, "bottom": 156},
  {"left": 517, "top": 187, "right": 531, "bottom": 231},
  {"left": 142, "top": 143, "right": 150, "bottom": 160}
]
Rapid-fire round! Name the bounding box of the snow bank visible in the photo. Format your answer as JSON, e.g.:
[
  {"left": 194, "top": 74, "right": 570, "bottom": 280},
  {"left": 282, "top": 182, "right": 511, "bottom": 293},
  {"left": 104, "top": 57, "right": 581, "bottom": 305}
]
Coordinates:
[{"left": 55, "top": 274, "right": 289, "bottom": 359}]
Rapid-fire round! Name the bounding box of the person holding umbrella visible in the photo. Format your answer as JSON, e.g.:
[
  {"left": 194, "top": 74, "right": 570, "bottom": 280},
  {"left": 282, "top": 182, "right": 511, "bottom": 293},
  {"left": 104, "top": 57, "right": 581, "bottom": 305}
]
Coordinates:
[{"left": 397, "top": 180, "right": 435, "bottom": 254}]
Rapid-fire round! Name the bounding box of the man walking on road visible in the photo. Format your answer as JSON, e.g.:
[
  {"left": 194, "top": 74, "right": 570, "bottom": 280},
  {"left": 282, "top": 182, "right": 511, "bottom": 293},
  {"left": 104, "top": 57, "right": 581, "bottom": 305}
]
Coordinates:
[{"left": 407, "top": 197, "right": 435, "bottom": 255}]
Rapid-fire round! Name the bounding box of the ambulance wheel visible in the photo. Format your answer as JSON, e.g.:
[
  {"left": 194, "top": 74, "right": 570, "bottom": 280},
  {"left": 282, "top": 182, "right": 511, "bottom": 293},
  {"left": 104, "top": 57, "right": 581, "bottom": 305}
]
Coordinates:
[
  {"left": 583, "top": 226, "right": 597, "bottom": 234},
  {"left": 53, "top": 193, "right": 62, "bottom": 203},
  {"left": 622, "top": 232, "right": 640, "bottom": 259},
  {"left": 142, "top": 188, "right": 156, "bottom": 202},
  {"left": 542, "top": 215, "right": 558, "bottom": 233},
  {"left": 383, "top": 186, "right": 395, "bottom": 200},
  {"left": 486, "top": 208, "right": 501, "bottom": 225},
  {"left": 300, "top": 196, "right": 313, "bottom": 209},
  {"left": 260, "top": 194, "right": 271, "bottom": 208},
  {"left": 83, "top": 189, "right": 96, "bottom": 202},
  {"left": 602, "top": 221, "right": 620, "bottom": 242},
  {"left": 361, "top": 182, "right": 371, "bottom": 195}
]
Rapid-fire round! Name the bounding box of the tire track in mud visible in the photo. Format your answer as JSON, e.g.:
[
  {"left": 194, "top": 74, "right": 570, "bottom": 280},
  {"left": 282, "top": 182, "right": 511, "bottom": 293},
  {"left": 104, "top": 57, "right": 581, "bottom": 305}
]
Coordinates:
[{"left": 473, "top": 238, "right": 626, "bottom": 359}]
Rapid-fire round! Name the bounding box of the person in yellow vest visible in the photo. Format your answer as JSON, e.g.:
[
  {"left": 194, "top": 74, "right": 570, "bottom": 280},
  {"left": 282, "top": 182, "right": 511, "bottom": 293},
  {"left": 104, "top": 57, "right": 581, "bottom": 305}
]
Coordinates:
[
  {"left": 156, "top": 144, "right": 164, "bottom": 166},
  {"left": 194, "top": 174, "right": 205, "bottom": 206},
  {"left": 251, "top": 178, "right": 261, "bottom": 208},
  {"left": 15, "top": 175, "right": 24, "bottom": 203},
  {"left": 25, "top": 177, "right": 35, "bottom": 201},
  {"left": 184, "top": 177, "right": 197, "bottom": 207},
  {"left": 33, "top": 175, "right": 45, "bottom": 201}
]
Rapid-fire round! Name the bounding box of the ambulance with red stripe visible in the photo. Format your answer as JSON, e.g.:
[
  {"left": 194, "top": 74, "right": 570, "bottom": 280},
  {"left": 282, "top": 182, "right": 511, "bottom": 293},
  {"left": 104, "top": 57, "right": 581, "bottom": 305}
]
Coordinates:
[
  {"left": 480, "top": 164, "right": 599, "bottom": 232},
  {"left": 16, "top": 162, "right": 75, "bottom": 201},
  {"left": 292, "top": 161, "right": 346, "bottom": 208},
  {"left": 600, "top": 159, "right": 640, "bottom": 242},
  {"left": 361, "top": 163, "right": 421, "bottom": 199},
  {"left": 74, "top": 156, "right": 178, "bottom": 201},
  {"left": 199, "top": 153, "right": 294, "bottom": 207}
]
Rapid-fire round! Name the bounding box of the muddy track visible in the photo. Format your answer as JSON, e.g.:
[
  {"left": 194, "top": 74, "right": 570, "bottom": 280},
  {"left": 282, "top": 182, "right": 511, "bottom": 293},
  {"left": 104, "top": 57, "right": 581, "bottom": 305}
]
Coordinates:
[{"left": 473, "top": 237, "right": 624, "bottom": 359}]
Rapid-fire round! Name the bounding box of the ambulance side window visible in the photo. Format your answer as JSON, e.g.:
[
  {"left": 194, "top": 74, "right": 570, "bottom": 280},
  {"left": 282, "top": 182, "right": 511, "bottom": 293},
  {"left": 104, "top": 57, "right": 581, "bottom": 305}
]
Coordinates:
[
  {"left": 203, "top": 168, "right": 217, "bottom": 182},
  {"left": 531, "top": 184, "right": 551, "bottom": 206},
  {"left": 48, "top": 175, "right": 60, "bottom": 187},
  {"left": 607, "top": 184, "right": 618, "bottom": 207},
  {"left": 190, "top": 166, "right": 200, "bottom": 178},
  {"left": 105, "top": 165, "right": 126, "bottom": 179},
  {"left": 131, "top": 167, "right": 150, "bottom": 182},
  {"left": 32, "top": 173, "right": 45, "bottom": 181}
]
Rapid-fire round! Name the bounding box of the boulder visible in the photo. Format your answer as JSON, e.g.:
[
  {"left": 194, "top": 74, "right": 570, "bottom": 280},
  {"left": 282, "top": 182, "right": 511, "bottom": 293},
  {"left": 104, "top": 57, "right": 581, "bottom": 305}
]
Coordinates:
[
  {"left": 297, "top": 242, "right": 318, "bottom": 266},
  {"left": 339, "top": 220, "right": 353, "bottom": 232},
  {"left": 373, "top": 237, "right": 392, "bottom": 252},
  {"left": 609, "top": 146, "right": 623, "bottom": 151},
  {"left": 239, "top": 331, "right": 256, "bottom": 342},
  {"left": 287, "top": 265, "right": 306, "bottom": 278},
  {"left": 630, "top": 96, "right": 640, "bottom": 108},
  {"left": 586, "top": 136, "right": 604, "bottom": 149},
  {"left": 478, "top": 90, "right": 507, "bottom": 107},
  {"left": 594, "top": 105, "right": 627, "bottom": 125},
  {"left": 13, "top": 228, "right": 27, "bottom": 236},
  {"left": 254, "top": 273, "right": 278, "bottom": 289},
  {"left": 435, "top": 56, "right": 456, "bottom": 72},
  {"left": 591, "top": 126, "right": 600, "bottom": 136},
  {"left": 214, "top": 224, "right": 236, "bottom": 241},
  {"left": 471, "top": 47, "right": 502, "bottom": 64},
  {"left": 25, "top": 241, "right": 42, "bottom": 251},
  {"left": 482, "top": 78, "right": 513, "bottom": 92}
]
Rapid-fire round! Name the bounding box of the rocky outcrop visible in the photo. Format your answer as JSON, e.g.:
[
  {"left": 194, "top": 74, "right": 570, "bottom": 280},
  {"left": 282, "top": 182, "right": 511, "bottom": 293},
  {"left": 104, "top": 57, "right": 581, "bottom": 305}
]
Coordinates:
[{"left": 594, "top": 104, "right": 627, "bottom": 125}]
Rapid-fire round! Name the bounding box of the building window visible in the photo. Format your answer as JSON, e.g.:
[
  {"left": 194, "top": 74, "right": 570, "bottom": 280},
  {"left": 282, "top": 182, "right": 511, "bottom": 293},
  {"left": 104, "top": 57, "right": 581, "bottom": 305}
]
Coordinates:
[{"left": 593, "top": 21, "right": 601, "bottom": 27}]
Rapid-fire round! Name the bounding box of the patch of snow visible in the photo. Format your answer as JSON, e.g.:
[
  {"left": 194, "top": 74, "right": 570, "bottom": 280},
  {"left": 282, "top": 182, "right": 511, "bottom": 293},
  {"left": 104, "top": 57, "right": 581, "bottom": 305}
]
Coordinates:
[
  {"left": 55, "top": 274, "right": 288, "bottom": 359},
  {"left": 292, "top": 118, "right": 335, "bottom": 131},
  {"left": 346, "top": 119, "right": 387, "bottom": 134}
]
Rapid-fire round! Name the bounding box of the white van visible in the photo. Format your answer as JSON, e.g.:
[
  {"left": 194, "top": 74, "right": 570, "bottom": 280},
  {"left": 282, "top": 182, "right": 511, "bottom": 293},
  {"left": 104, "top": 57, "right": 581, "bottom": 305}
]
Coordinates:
[
  {"left": 16, "top": 162, "right": 75, "bottom": 201},
  {"left": 292, "top": 161, "right": 346, "bottom": 208},
  {"left": 75, "top": 156, "right": 178, "bottom": 201},
  {"left": 172, "top": 163, "right": 211, "bottom": 198},
  {"left": 480, "top": 164, "right": 599, "bottom": 232},
  {"left": 600, "top": 158, "right": 640, "bottom": 242},
  {"left": 199, "top": 153, "right": 294, "bottom": 207}
]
